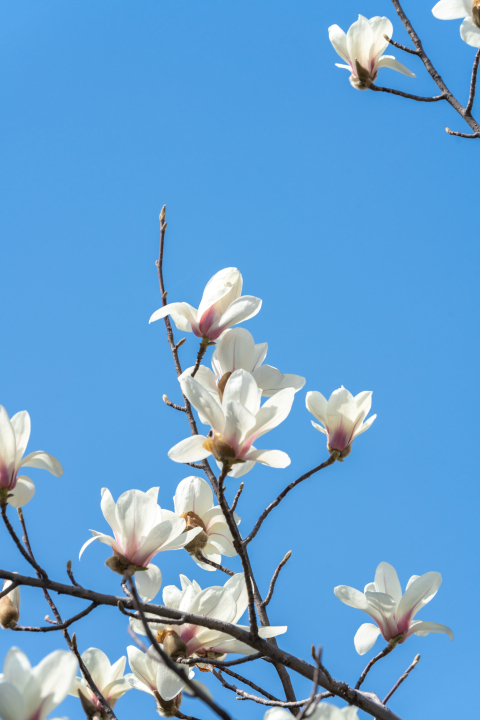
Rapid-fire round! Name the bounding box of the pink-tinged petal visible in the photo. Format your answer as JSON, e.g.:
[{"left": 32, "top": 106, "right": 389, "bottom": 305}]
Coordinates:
[
  {"left": 223, "top": 401, "right": 256, "bottom": 452},
  {"left": 209, "top": 296, "right": 262, "bottom": 338},
  {"left": 20, "top": 451, "right": 63, "bottom": 477},
  {"left": 0, "top": 407, "right": 18, "bottom": 488},
  {"left": 365, "top": 591, "right": 398, "bottom": 639},
  {"left": 181, "top": 376, "right": 225, "bottom": 431},
  {"left": 374, "top": 562, "right": 402, "bottom": 606},
  {"left": 115, "top": 489, "right": 158, "bottom": 556},
  {"left": 405, "top": 620, "right": 453, "bottom": 641},
  {"left": 168, "top": 435, "right": 211, "bottom": 464},
  {"left": 132, "top": 517, "right": 186, "bottom": 566},
  {"left": 354, "top": 623, "right": 382, "bottom": 655},
  {"left": 396, "top": 572, "right": 442, "bottom": 632},
  {"left": 7, "top": 476, "right": 35, "bottom": 508},
  {"left": 197, "top": 268, "right": 242, "bottom": 320},
  {"left": 346, "top": 15, "right": 375, "bottom": 76},
  {"left": 243, "top": 448, "right": 291, "bottom": 468},
  {"left": 10, "top": 411, "right": 31, "bottom": 467},
  {"left": 173, "top": 475, "right": 213, "bottom": 517},
  {"left": 149, "top": 302, "right": 197, "bottom": 332}
]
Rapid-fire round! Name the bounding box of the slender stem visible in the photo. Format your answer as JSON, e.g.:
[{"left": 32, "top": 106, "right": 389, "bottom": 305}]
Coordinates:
[
  {"left": 262, "top": 551, "right": 291, "bottom": 608},
  {"left": 385, "top": 35, "right": 419, "bottom": 55},
  {"left": 383, "top": 654, "right": 420, "bottom": 705},
  {"left": 245, "top": 455, "right": 336, "bottom": 546},
  {"left": 191, "top": 339, "right": 210, "bottom": 378},
  {"left": 179, "top": 652, "right": 264, "bottom": 668},
  {"left": 163, "top": 395, "right": 187, "bottom": 413},
  {"left": 466, "top": 49, "right": 480, "bottom": 114},
  {"left": 446, "top": 127, "right": 480, "bottom": 138},
  {"left": 214, "top": 665, "right": 281, "bottom": 702},
  {"left": 11, "top": 602, "right": 98, "bottom": 632},
  {"left": 195, "top": 553, "right": 235, "bottom": 576},
  {"left": 230, "top": 482, "right": 244, "bottom": 513},
  {"left": 370, "top": 85, "right": 445, "bottom": 102},
  {"left": 355, "top": 642, "right": 396, "bottom": 690}
]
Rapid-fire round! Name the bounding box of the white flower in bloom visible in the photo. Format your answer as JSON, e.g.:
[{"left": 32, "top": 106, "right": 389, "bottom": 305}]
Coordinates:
[
  {"left": 432, "top": 0, "right": 480, "bottom": 46},
  {"left": 264, "top": 704, "right": 359, "bottom": 719},
  {"left": 0, "top": 406, "right": 63, "bottom": 508},
  {"left": 328, "top": 15, "right": 415, "bottom": 90},
  {"left": 149, "top": 268, "right": 262, "bottom": 341},
  {"left": 305, "top": 387, "right": 376, "bottom": 460},
  {"left": 0, "top": 579, "right": 21, "bottom": 629},
  {"left": 0, "top": 647, "right": 77, "bottom": 720},
  {"left": 172, "top": 476, "right": 239, "bottom": 571},
  {"left": 70, "top": 648, "right": 134, "bottom": 715},
  {"left": 180, "top": 328, "right": 305, "bottom": 400},
  {"left": 127, "top": 645, "right": 210, "bottom": 718},
  {"left": 334, "top": 561, "right": 454, "bottom": 655},
  {"left": 169, "top": 370, "right": 294, "bottom": 478},
  {"left": 130, "top": 573, "right": 286, "bottom": 659},
  {"left": 79, "top": 487, "right": 201, "bottom": 601}
]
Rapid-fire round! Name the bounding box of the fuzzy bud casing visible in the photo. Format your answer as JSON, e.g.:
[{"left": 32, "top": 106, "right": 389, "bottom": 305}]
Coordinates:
[
  {"left": 155, "top": 691, "right": 182, "bottom": 717},
  {"left": 473, "top": 0, "right": 480, "bottom": 28},
  {"left": 0, "top": 581, "right": 20, "bottom": 629}
]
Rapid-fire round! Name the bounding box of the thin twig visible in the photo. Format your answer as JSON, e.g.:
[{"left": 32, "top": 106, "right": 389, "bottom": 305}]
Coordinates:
[
  {"left": 179, "top": 652, "right": 264, "bottom": 668},
  {"left": 230, "top": 483, "right": 244, "bottom": 513},
  {"left": 445, "top": 127, "right": 480, "bottom": 138},
  {"left": 191, "top": 340, "right": 210, "bottom": 378},
  {"left": 187, "top": 462, "right": 206, "bottom": 469},
  {"left": 66, "top": 561, "right": 82, "bottom": 588},
  {"left": 11, "top": 602, "right": 98, "bottom": 633},
  {"left": 0, "top": 581, "right": 19, "bottom": 600},
  {"left": 355, "top": 643, "right": 397, "bottom": 690},
  {"left": 212, "top": 671, "right": 328, "bottom": 709},
  {"left": 297, "top": 647, "right": 322, "bottom": 720},
  {"left": 384, "top": 35, "right": 419, "bottom": 55},
  {"left": 369, "top": 85, "right": 445, "bottom": 102},
  {"left": 0, "top": 505, "right": 46, "bottom": 577},
  {"left": 214, "top": 666, "right": 281, "bottom": 702},
  {"left": 195, "top": 553, "right": 235, "bottom": 576},
  {"left": 245, "top": 455, "right": 337, "bottom": 546},
  {"left": 127, "top": 575, "right": 232, "bottom": 720},
  {"left": 466, "top": 49, "right": 480, "bottom": 114},
  {"left": 262, "top": 551, "right": 292, "bottom": 608},
  {"left": 176, "top": 713, "right": 202, "bottom": 720},
  {"left": 163, "top": 395, "right": 187, "bottom": 413},
  {"left": 383, "top": 655, "right": 420, "bottom": 705}
]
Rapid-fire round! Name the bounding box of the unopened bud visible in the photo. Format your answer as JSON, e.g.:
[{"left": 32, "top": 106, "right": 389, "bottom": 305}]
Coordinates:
[
  {"left": 105, "top": 551, "right": 143, "bottom": 576},
  {"left": 203, "top": 433, "right": 237, "bottom": 464},
  {"left": 176, "top": 337, "right": 186, "bottom": 349},
  {"left": 162, "top": 394, "right": 169, "bottom": 404},
  {"left": 78, "top": 688, "right": 99, "bottom": 718},
  {"left": 0, "top": 581, "right": 20, "bottom": 629},
  {"left": 159, "top": 205, "right": 166, "bottom": 222},
  {"left": 160, "top": 630, "right": 188, "bottom": 661},
  {"left": 473, "top": 0, "right": 480, "bottom": 28},
  {"left": 66, "top": 560, "right": 72, "bottom": 571},
  {"left": 71, "top": 632, "right": 77, "bottom": 650},
  {"left": 350, "top": 61, "right": 374, "bottom": 91},
  {"left": 154, "top": 691, "right": 182, "bottom": 717},
  {"left": 181, "top": 512, "right": 208, "bottom": 553}
]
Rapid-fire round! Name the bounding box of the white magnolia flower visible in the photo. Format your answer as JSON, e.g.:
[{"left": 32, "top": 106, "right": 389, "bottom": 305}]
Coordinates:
[
  {"left": 130, "top": 573, "right": 286, "bottom": 659},
  {"left": 334, "top": 561, "right": 454, "bottom": 655},
  {"left": 265, "top": 704, "right": 358, "bottom": 719},
  {"left": 329, "top": 15, "right": 415, "bottom": 90},
  {"left": 180, "top": 328, "right": 305, "bottom": 400},
  {"left": 149, "top": 268, "right": 262, "bottom": 342},
  {"left": 0, "top": 406, "right": 63, "bottom": 508},
  {"left": 0, "top": 647, "right": 78, "bottom": 720},
  {"left": 172, "top": 476, "right": 239, "bottom": 571},
  {"left": 169, "top": 370, "right": 294, "bottom": 478},
  {"left": 306, "top": 387, "right": 376, "bottom": 460},
  {"left": 432, "top": 0, "right": 480, "bottom": 46},
  {"left": 79, "top": 487, "right": 201, "bottom": 601},
  {"left": 70, "top": 648, "right": 134, "bottom": 716},
  {"left": 127, "top": 645, "right": 209, "bottom": 718},
  {"left": 0, "top": 579, "right": 21, "bottom": 629}
]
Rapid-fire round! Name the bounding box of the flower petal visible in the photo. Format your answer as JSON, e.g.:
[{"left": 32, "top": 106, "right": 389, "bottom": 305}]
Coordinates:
[
  {"left": 221, "top": 369, "right": 262, "bottom": 416},
  {"left": 20, "top": 451, "right": 63, "bottom": 477},
  {"left": 10, "top": 411, "right": 31, "bottom": 467},
  {"left": 149, "top": 302, "right": 197, "bottom": 332},
  {"left": 460, "top": 16, "right": 480, "bottom": 46},
  {"left": 374, "top": 562, "right": 402, "bottom": 606},
  {"left": 181, "top": 376, "right": 225, "bottom": 430},
  {"left": 7, "top": 477, "right": 35, "bottom": 508},
  {"left": 173, "top": 475, "right": 213, "bottom": 517},
  {"left": 155, "top": 662, "right": 186, "bottom": 702},
  {"left": 243, "top": 449, "right": 291, "bottom": 468},
  {"left": 432, "top": 0, "right": 473, "bottom": 19},
  {"left": 406, "top": 620, "right": 453, "bottom": 641},
  {"left": 135, "top": 564, "right": 163, "bottom": 602},
  {"left": 396, "top": 572, "right": 442, "bottom": 626},
  {"left": 354, "top": 623, "right": 382, "bottom": 655},
  {"left": 211, "top": 296, "right": 262, "bottom": 337},
  {"left": 305, "top": 391, "right": 328, "bottom": 425},
  {"left": 253, "top": 365, "right": 306, "bottom": 397},
  {"left": 377, "top": 55, "right": 415, "bottom": 76},
  {"left": 0, "top": 679, "right": 24, "bottom": 720},
  {"left": 214, "top": 328, "right": 256, "bottom": 374},
  {"left": 328, "top": 24, "right": 351, "bottom": 65},
  {"left": 168, "top": 435, "right": 211, "bottom": 464}
]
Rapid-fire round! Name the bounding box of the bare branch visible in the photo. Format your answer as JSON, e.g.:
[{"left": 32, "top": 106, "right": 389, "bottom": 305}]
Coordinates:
[
  {"left": 369, "top": 85, "right": 445, "bottom": 102},
  {"left": 66, "top": 560, "right": 82, "bottom": 588},
  {"left": 262, "top": 551, "right": 292, "bottom": 608},
  {"left": 11, "top": 602, "right": 98, "bottom": 633},
  {"left": 163, "top": 394, "right": 187, "bottom": 413},
  {"left": 384, "top": 34, "right": 419, "bottom": 55},
  {"left": 230, "top": 482, "right": 244, "bottom": 513},
  {"left": 195, "top": 553, "right": 235, "bottom": 576},
  {"left": 355, "top": 642, "right": 397, "bottom": 690},
  {"left": 213, "top": 665, "right": 281, "bottom": 702},
  {"left": 0, "top": 581, "right": 19, "bottom": 600},
  {"left": 466, "top": 49, "right": 480, "bottom": 114},
  {"left": 245, "top": 454, "right": 337, "bottom": 546},
  {"left": 446, "top": 127, "right": 480, "bottom": 138},
  {"left": 383, "top": 654, "right": 420, "bottom": 705},
  {"left": 179, "top": 653, "right": 264, "bottom": 669}
]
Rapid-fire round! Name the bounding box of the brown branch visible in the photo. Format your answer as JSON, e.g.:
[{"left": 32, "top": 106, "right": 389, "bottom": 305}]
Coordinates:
[
  {"left": 66, "top": 560, "right": 82, "bottom": 588},
  {"left": 384, "top": 35, "right": 419, "bottom": 55},
  {"left": 179, "top": 652, "right": 264, "bottom": 669},
  {"left": 369, "top": 85, "right": 445, "bottom": 102},
  {"left": 230, "top": 482, "right": 244, "bottom": 513},
  {"left": 191, "top": 339, "right": 211, "bottom": 378},
  {"left": 195, "top": 553, "right": 235, "bottom": 576},
  {"left": 355, "top": 642, "right": 397, "bottom": 690},
  {"left": 383, "top": 654, "right": 420, "bottom": 705},
  {"left": 163, "top": 395, "right": 187, "bottom": 413},
  {"left": 262, "top": 551, "right": 291, "bottom": 608},
  {"left": 445, "top": 127, "right": 480, "bottom": 138},
  {"left": 11, "top": 602, "right": 98, "bottom": 633},
  {"left": 0, "top": 581, "right": 19, "bottom": 600},
  {"left": 0, "top": 567, "right": 406, "bottom": 720},
  {"left": 127, "top": 576, "right": 232, "bottom": 720},
  {"left": 245, "top": 454, "right": 337, "bottom": 546},
  {"left": 176, "top": 713, "right": 202, "bottom": 720},
  {"left": 466, "top": 49, "right": 480, "bottom": 114},
  {"left": 213, "top": 666, "right": 281, "bottom": 702}
]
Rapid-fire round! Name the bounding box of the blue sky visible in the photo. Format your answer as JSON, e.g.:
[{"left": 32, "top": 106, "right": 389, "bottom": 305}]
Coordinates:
[{"left": 0, "top": 1, "right": 478, "bottom": 719}]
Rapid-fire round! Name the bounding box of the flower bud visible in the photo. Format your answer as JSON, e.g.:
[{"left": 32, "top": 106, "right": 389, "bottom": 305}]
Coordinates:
[
  {"left": 181, "top": 512, "right": 208, "bottom": 554},
  {"left": 105, "top": 551, "right": 141, "bottom": 576},
  {"left": 327, "top": 443, "right": 351, "bottom": 462},
  {"left": 473, "top": 0, "right": 480, "bottom": 28},
  {"left": 0, "top": 580, "right": 20, "bottom": 629},
  {"left": 159, "top": 630, "right": 188, "bottom": 661},
  {"left": 350, "top": 60, "right": 374, "bottom": 90},
  {"left": 203, "top": 433, "right": 237, "bottom": 464},
  {"left": 154, "top": 691, "right": 182, "bottom": 718}
]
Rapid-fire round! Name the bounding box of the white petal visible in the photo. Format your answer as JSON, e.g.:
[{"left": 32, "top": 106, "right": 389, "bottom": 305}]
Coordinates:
[
  {"left": 79, "top": 531, "right": 116, "bottom": 560},
  {"left": 374, "top": 562, "right": 402, "bottom": 606},
  {"left": 168, "top": 435, "right": 211, "bottom": 464},
  {"left": 377, "top": 55, "right": 416, "bottom": 77},
  {"left": 100, "top": 488, "right": 122, "bottom": 537},
  {"left": 432, "top": 0, "right": 473, "bottom": 19},
  {"left": 223, "top": 401, "right": 257, "bottom": 450},
  {"left": 224, "top": 574, "right": 248, "bottom": 623},
  {"left": 173, "top": 475, "right": 213, "bottom": 517},
  {"left": 10, "top": 411, "right": 31, "bottom": 467},
  {"left": 211, "top": 296, "right": 262, "bottom": 337},
  {"left": 197, "top": 268, "right": 242, "bottom": 320},
  {"left": 305, "top": 391, "right": 328, "bottom": 425},
  {"left": 20, "top": 451, "right": 63, "bottom": 477},
  {"left": 181, "top": 376, "right": 225, "bottom": 430},
  {"left": 32, "top": 650, "right": 78, "bottom": 706},
  {"left": 347, "top": 15, "right": 374, "bottom": 76},
  {"left": 396, "top": 572, "right": 442, "bottom": 625},
  {"left": 135, "top": 564, "right": 163, "bottom": 602},
  {"left": 250, "top": 388, "right": 295, "bottom": 439},
  {"left": 0, "top": 680, "right": 24, "bottom": 720},
  {"left": 80, "top": 648, "right": 111, "bottom": 690},
  {"left": 244, "top": 449, "right": 291, "bottom": 468},
  {"left": 214, "top": 328, "right": 256, "bottom": 373},
  {"left": 179, "top": 366, "right": 219, "bottom": 396},
  {"left": 115, "top": 489, "right": 159, "bottom": 554},
  {"left": 149, "top": 302, "right": 197, "bottom": 331},
  {"left": 133, "top": 518, "right": 186, "bottom": 566},
  {"left": 7, "top": 477, "right": 35, "bottom": 508},
  {"left": 406, "top": 620, "right": 454, "bottom": 641},
  {"left": 353, "top": 414, "right": 377, "bottom": 439},
  {"left": 253, "top": 365, "right": 306, "bottom": 397},
  {"left": 222, "top": 369, "right": 262, "bottom": 416},
  {"left": 369, "top": 16, "right": 393, "bottom": 60},
  {"left": 354, "top": 623, "right": 382, "bottom": 655},
  {"left": 155, "top": 662, "right": 186, "bottom": 702},
  {"left": 0, "top": 407, "right": 16, "bottom": 476},
  {"left": 127, "top": 646, "right": 156, "bottom": 694},
  {"left": 328, "top": 24, "right": 351, "bottom": 65},
  {"left": 460, "top": 16, "right": 480, "bottom": 46}
]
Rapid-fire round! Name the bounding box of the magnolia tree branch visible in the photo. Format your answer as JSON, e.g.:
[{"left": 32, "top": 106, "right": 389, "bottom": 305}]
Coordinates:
[
  {"left": 0, "top": 568, "right": 406, "bottom": 720},
  {"left": 355, "top": 642, "right": 397, "bottom": 690},
  {"left": 212, "top": 665, "right": 281, "bottom": 702},
  {"left": 369, "top": 85, "right": 446, "bottom": 102},
  {"left": 11, "top": 601, "right": 98, "bottom": 633},
  {"left": 466, "top": 49, "right": 480, "bottom": 113},
  {"left": 383, "top": 654, "right": 421, "bottom": 705},
  {"left": 261, "top": 551, "right": 292, "bottom": 609},
  {"left": 388, "top": 0, "right": 480, "bottom": 136}
]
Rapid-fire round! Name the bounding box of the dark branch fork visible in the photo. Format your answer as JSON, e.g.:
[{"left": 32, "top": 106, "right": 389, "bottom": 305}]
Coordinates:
[{"left": 375, "top": 1, "right": 480, "bottom": 136}]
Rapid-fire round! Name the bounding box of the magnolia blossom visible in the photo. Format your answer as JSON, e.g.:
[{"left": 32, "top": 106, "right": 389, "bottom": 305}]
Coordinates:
[
  {"left": 70, "top": 648, "right": 134, "bottom": 717},
  {"left": 130, "top": 573, "right": 286, "bottom": 661},
  {"left": 127, "top": 645, "right": 209, "bottom": 718},
  {"left": 0, "top": 406, "right": 63, "bottom": 508},
  {"left": 169, "top": 370, "right": 294, "bottom": 478},
  {"left": 334, "top": 561, "right": 454, "bottom": 655},
  {"left": 79, "top": 487, "right": 201, "bottom": 601},
  {"left": 328, "top": 15, "right": 415, "bottom": 90},
  {"left": 180, "top": 328, "right": 305, "bottom": 400},
  {"left": 0, "top": 579, "right": 21, "bottom": 629},
  {"left": 432, "top": 0, "right": 480, "bottom": 46},
  {"left": 149, "top": 267, "right": 262, "bottom": 341},
  {"left": 172, "top": 475, "right": 239, "bottom": 571},
  {"left": 265, "top": 704, "right": 359, "bottom": 720},
  {"left": 0, "top": 647, "right": 78, "bottom": 720},
  {"left": 306, "top": 387, "right": 376, "bottom": 460}
]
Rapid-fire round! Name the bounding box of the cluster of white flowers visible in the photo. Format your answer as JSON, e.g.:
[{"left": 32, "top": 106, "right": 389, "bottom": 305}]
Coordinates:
[{"left": 0, "top": 266, "right": 453, "bottom": 720}]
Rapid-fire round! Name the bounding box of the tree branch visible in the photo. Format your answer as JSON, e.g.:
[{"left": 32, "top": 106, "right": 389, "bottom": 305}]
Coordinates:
[
  {"left": 262, "top": 551, "right": 291, "bottom": 608},
  {"left": 195, "top": 553, "right": 235, "bottom": 576},
  {"left": 212, "top": 666, "right": 281, "bottom": 702},
  {"left": 355, "top": 643, "right": 397, "bottom": 690},
  {"left": 466, "top": 48, "right": 480, "bottom": 114},
  {"left": 369, "top": 85, "right": 445, "bottom": 102},
  {"left": 384, "top": 35, "right": 419, "bottom": 55},
  {"left": 11, "top": 602, "right": 98, "bottom": 633},
  {"left": 383, "top": 654, "right": 420, "bottom": 705}
]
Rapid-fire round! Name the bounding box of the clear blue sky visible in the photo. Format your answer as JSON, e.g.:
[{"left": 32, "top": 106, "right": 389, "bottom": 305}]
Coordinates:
[{"left": 0, "top": 2, "right": 477, "bottom": 719}]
